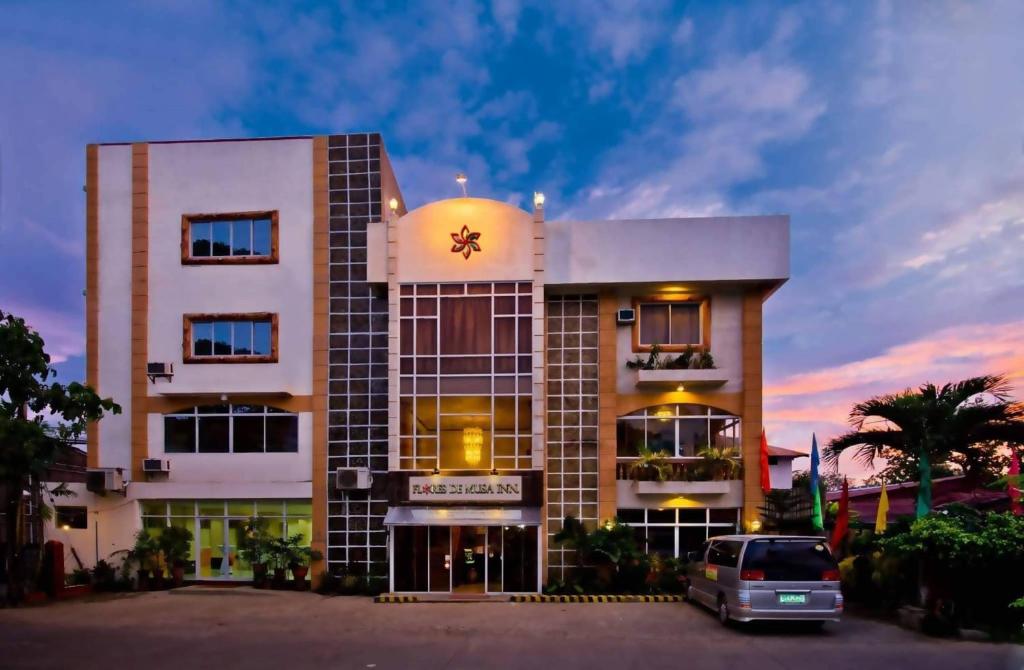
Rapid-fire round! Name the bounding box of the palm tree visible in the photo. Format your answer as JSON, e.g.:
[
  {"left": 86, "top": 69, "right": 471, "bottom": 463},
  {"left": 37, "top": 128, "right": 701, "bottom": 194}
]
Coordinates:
[{"left": 826, "top": 375, "right": 1024, "bottom": 514}]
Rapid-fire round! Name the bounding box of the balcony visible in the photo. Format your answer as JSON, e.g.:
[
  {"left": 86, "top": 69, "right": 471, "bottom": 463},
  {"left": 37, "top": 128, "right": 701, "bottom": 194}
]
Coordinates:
[
  {"left": 634, "top": 368, "right": 729, "bottom": 390},
  {"left": 616, "top": 458, "right": 744, "bottom": 506},
  {"left": 625, "top": 345, "right": 728, "bottom": 390}
]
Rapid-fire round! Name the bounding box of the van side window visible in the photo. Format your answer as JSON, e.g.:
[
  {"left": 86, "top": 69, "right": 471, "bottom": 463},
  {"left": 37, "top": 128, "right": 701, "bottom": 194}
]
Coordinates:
[{"left": 707, "top": 540, "right": 742, "bottom": 567}]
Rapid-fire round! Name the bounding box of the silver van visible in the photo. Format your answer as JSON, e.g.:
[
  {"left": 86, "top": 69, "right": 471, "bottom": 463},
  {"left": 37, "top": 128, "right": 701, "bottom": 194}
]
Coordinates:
[{"left": 684, "top": 535, "right": 843, "bottom": 625}]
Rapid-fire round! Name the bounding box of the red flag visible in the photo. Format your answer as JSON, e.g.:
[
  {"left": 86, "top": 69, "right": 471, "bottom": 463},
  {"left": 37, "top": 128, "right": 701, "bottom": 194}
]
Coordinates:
[
  {"left": 831, "top": 478, "right": 849, "bottom": 552},
  {"left": 759, "top": 430, "right": 771, "bottom": 493},
  {"left": 1010, "top": 449, "right": 1022, "bottom": 516}
]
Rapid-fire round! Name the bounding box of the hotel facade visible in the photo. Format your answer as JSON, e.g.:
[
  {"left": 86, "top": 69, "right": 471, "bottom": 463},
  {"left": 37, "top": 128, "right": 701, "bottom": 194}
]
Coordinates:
[{"left": 65, "top": 133, "right": 789, "bottom": 594}]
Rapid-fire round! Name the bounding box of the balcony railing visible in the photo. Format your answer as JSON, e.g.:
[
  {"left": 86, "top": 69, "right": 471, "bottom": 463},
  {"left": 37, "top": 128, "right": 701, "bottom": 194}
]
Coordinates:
[{"left": 615, "top": 457, "right": 744, "bottom": 482}]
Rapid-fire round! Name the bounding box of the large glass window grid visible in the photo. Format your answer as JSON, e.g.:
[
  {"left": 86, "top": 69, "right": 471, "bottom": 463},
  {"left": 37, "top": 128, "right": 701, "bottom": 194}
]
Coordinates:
[
  {"left": 545, "top": 295, "right": 600, "bottom": 579},
  {"left": 616, "top": 404, "right": 741, "bottom": 458},
  {"left": 616, "top": 507, "right": 740, "bottom": 559},
  {"left": 140, "top": 499, "right": 312, "bottom": 580},
  {"left": 398, "top": 282, "right": 534, "bottom": 471},
  {"left": 163, "top": 404, "right": 298, "bottom": 454}
]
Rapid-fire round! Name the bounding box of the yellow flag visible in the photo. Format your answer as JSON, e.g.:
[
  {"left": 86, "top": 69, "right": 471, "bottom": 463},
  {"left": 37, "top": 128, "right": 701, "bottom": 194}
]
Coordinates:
[{"left": 875, "top": 482, "right": 889, "bottom": 534}]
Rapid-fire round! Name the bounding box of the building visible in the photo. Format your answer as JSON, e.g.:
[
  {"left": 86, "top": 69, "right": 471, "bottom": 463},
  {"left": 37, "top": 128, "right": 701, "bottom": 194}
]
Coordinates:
[
  {"left": 64, "top": 132, "right": 789, "bottom": 594},
  {"left": 825, "top": 476, "right": 1012, "bottom": 525}
]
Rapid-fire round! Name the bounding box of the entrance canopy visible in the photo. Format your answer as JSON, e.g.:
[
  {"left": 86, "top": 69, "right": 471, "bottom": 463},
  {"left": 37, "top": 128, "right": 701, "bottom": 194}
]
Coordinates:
[{"left": 383, "top": 507, "right": 541, "bottom": 526}]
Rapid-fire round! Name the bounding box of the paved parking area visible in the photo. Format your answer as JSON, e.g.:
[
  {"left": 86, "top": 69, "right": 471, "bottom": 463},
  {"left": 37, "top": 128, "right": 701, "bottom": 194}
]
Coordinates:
[{"left": 1, "top": 588, "right": 1019, "bottom": 669}]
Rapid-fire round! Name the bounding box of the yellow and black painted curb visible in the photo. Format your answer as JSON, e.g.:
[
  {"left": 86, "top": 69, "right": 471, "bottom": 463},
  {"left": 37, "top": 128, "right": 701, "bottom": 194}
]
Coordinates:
[
  {"left": 510, "top": 594, "right": 683, "bottom": 603},
  {"left": 375, "top": 595, "right": 419, "bottom": 603}
]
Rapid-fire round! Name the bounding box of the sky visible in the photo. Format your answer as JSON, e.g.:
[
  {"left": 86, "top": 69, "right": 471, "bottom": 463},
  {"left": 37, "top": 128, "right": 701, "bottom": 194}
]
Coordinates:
[{"left": 2, "top": 1, "right": 1023, "bottom": 480}]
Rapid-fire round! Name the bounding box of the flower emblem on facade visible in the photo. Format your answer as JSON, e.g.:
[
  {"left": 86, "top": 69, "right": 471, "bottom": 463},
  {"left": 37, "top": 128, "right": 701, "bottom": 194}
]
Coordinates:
[{"left": 450, "top": 225, "right": 482, "bottom": 259}]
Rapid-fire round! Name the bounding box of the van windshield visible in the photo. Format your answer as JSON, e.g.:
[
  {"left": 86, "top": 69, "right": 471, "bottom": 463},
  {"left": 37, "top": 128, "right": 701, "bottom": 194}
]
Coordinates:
[{"left": 741, "top": 539, "right": 837, "bottom": 581}]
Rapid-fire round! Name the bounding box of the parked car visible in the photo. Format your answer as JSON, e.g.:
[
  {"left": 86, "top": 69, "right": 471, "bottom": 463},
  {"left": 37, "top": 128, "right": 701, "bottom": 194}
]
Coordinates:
[{"left": 683, "top": 535, "right": 842, "bottom": 626}]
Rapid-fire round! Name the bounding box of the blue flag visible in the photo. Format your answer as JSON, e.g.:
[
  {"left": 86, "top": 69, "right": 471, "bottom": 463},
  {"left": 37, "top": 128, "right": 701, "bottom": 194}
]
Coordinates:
[{"left": 810, "top": 434, "right": 824, "bottom": 531}]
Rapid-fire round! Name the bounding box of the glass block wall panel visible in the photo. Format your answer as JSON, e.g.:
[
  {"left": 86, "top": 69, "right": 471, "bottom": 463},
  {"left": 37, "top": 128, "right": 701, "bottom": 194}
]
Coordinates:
[
  {"left": 326, "top": 133, "right": 389, "bottom": 578},
  {"left": 545, "top": 295, "right": 600, "bottom": 580}
]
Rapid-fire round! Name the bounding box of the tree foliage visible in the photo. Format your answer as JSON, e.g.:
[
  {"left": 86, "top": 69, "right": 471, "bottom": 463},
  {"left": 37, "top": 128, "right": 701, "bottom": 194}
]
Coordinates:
[
  {"left": 1, "top": 309, "right": 120, "bottom": 604},
  {"left": 826, "top": 376, "right": 1024, "bottom": 496}
]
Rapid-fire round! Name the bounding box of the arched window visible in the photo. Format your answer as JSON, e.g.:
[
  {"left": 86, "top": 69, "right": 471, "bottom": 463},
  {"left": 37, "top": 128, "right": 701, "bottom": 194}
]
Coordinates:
[
  {"left": 164, "top": 405, "right": 298, "bottom": 454},
  {"left": 616, "top": 404, "right": 740, "bottom": 458}
]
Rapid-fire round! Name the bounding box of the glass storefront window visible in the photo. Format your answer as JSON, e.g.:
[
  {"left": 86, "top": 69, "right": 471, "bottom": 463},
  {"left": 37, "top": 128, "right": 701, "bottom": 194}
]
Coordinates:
[
  {"left": 139, "top": 499, "right": 312, "bottom": 580},
  {"left": 616, "top": 508, "right": 740, "bottom": 559}
]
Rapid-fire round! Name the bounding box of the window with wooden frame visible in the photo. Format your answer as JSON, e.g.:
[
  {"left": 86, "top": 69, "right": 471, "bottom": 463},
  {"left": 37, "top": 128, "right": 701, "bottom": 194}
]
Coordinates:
[
  {"left": 183, "top": 313, "right": 278, "bottom": 364},
  {"left": 181, "top": 211, "right": 279, "bottom": 264},
  {"left": 632, "top": 296, "right": 710, "bottom": 352}
]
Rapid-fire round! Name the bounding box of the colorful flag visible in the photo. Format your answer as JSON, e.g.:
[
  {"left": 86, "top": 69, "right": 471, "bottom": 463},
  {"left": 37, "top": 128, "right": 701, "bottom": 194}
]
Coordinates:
[
  {"left": 875, "top": 482, "right": 889, "bottom": 534},
  {"left": 831, "top": 477, "right": 849, "bottom": 552},
  {"left": 916, "top": 450, "right": 932, "bottom": 518},
  {"left": 810, "top": 434, "right": 824, "bottom": 531},
  {"left": 1010, "top": 449, "right": 1021, "bottom": 516},
  {"left": 760, "top": 430, "right": 772, "bottom": 493}
]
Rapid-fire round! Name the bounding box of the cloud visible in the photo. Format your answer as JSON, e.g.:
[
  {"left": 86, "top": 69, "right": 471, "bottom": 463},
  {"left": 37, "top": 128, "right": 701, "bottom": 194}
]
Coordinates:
[{"left": 765, "top": 320, "right": 1024, "bottom": 450}]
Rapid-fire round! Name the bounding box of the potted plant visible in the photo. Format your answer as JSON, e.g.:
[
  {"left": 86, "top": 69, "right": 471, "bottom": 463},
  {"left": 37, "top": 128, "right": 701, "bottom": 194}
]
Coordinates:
[
  {"left": 697, "top": 445, "right": 741, "bottom": 480},
  {"left": 274, "top": 533, "right": 323, "bottom": 589},
  {"left": 158, "top": 525, "right": 193, "bottom": 587},
  {"left": 268, "top": 537, "right": 291, "bottom": 589},
  {"left": 126, "top": 529, "right": 160, "bottom": 591},
  {"left": 239, "top": 516, "right": 273, "bottom": 588},
  {"left": 289, "top": 544, "right": 323, "bottom": 589},
  {"left": 627, "top": 445, "right": 673, "bottom": 482}
]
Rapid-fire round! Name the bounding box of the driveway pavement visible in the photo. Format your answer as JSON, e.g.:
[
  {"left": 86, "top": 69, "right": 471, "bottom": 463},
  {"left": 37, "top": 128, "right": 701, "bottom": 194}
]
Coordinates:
[{"left": 0, "top": 588, "right": 1019, "bottom": 670}]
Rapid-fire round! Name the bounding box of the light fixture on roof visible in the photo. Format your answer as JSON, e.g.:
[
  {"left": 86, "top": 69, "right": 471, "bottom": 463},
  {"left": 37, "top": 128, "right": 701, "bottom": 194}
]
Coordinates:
[
  {"left": 676, "top": 384, "right": 685, "bottom": 392},
  {"left": 533, "top": 191, "right": 545, "bottom": 208},
  {"left": 455, "top": 172, "right": 468, "bottom": 197},
  {"left": 388, "top": 197, "right": 398, "bottom": 213}
]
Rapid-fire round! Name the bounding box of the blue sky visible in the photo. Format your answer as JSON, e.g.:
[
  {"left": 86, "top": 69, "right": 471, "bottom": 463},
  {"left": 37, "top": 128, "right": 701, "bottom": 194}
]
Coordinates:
[{"left": 2, "top": 1, "right": 1023, "bottom": 475}]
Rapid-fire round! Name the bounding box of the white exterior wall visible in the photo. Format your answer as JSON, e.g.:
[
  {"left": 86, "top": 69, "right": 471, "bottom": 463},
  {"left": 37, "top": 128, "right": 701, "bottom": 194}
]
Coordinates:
[
  {"left": 545, "top": 216, "right": 789, "bottom": 286},
  {"left": 392, "top": 198, "right": 533, "bottom": 283},
  {"left": 140, "top": 139, "right": 315, "bottom": 498},
  {"left": 44, "top": 484, "right": 141, "bottom": 570},
  {"left": 770, "top": 458, "right": 794, "bottom": 490},
  {"left": 146, "top": 139, "right": 314, "bottom": 396},
  {"left": 96, "top": 145, "right": 134, "bottom": 470}
]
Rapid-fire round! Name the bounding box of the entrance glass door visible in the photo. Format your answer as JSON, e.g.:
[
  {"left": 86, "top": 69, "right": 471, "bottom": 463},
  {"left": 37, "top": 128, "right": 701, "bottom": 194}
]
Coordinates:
[
  {"left": 392, "top": 523, "right": 539, "bottom": 593},
  {"left": 452, "top": 526, "right": 486, "bottom": 594},
  {"left": 198, "top": 518, "right": 251, "bottom": 579}
]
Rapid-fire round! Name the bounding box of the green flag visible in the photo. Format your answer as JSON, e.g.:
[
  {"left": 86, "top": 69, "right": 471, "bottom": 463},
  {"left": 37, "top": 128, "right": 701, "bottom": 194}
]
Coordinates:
[
  {"left": 810, "top": 434, "right": 824, "bottom": 531},
  {"left": 916, "top": 450, "right": 932, "bottom": 518}
]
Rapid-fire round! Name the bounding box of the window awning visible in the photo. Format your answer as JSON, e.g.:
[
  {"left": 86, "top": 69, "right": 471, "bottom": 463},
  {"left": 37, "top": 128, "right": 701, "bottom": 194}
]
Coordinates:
[{"left": 383, "top": 507, "right": 542, "bottom": 526}]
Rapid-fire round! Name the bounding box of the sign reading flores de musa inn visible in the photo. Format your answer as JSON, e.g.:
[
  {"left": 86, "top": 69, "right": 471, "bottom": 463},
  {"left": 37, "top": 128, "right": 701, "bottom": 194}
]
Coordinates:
[{"left": 409, "top": 476, "right": 522, "bottom": 503}]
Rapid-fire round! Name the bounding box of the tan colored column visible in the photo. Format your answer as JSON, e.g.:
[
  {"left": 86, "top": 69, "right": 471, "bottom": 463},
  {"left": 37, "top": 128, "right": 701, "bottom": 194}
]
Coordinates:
[
  {"left": 741, "top": 291, "right": 765, "bottom": 527},
  {"left": 129, "top": 143, "right": 149, "bottom": 481},
  {"left": 597, "top": 292, "right": 618, "bottom": 524},
  {"left": 86, "top": 145, "right": 100, "bottom": 469},
  {"left": 311, "top": 136, "right": 329, "bottom": 584}
]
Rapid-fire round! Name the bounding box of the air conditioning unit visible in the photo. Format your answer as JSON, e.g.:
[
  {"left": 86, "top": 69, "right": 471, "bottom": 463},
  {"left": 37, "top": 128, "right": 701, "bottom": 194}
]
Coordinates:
[
  {"left": 336, "top": 467, "right": 372, "bottom": 490},
  {"left": 86, "top": 468, "right": 125, "bottom": 495},
  {"left": 146, "top": 362, "right": 173, "bottom": 383},
  {"left": 142, "top": 458, "right": 171, "bottom": 474},
  {"left": 616, "top": 308, "right": 636, "bottom": 324}
]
